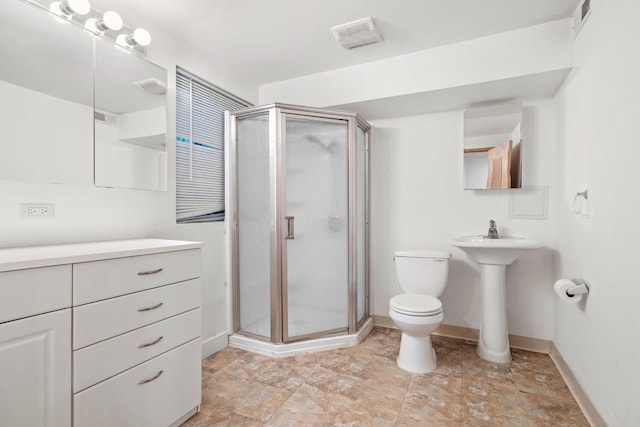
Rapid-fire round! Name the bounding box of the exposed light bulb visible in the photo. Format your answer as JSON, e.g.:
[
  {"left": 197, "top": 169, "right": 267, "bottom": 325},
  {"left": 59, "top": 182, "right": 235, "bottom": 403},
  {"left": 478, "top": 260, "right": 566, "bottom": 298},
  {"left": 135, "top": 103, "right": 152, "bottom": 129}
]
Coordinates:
[
  {"left": 115, "top": 34, "right": 131, "bottom": 49},
  {"left": 48, "top": 2, "right": 68, "bottom": 23},
  {"left": 85, "top": 11, "right": 123, "bottom": 33},
  {"left": 102, "top": 11, "right": 124, "bottom": 31},
  {"left": 66, "top": 0, "right": 90, "bottom": 15},
  {"left": 49, "top": 2, "right": 66, "bottom": 17},
  {"left": 132, "top": 28, "right": 151, "bottom": 46},
  {"left": 84, "top": 18, "right": 100, "bottom": 32},
  {"left": 50, "top": 0, "right": 90, "bottom": 21},
  {"left": 116, "top": 28, "right": 152, "bottom": 48}
]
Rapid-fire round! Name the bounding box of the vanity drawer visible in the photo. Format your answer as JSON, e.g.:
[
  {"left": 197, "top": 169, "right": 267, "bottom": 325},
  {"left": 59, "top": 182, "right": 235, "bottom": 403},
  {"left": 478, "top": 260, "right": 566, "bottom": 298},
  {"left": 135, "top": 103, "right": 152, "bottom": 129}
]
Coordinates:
[
  {"left": 73, "top": 279, "right": 200, "bottom": 350},
  {"left": 73, "top": 249, "right": 201, "bottom": 305},
  {"left": 74, "top": 339, "right": 201, "bottom": 427},
  {"left": 74, "top": 308, "right": 201, "bottom": 392},
  {"left": 0, "top": 265, "right": 71, "bottom": 323}
]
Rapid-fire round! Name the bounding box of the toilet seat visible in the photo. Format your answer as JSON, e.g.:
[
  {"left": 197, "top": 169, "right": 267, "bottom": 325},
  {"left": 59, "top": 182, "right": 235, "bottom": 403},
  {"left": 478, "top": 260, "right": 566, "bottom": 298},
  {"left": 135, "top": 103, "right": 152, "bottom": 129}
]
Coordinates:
[{"left": 390, "top": 294, "right": 442, "bottom": 316}]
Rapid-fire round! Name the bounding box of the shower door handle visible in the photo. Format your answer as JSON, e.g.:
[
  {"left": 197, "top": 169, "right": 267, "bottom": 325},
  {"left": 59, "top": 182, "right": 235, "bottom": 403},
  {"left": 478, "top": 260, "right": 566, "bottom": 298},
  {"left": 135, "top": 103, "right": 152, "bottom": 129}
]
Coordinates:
[{"left": 285, "top": 216, "right": 295, "bottom": 240}]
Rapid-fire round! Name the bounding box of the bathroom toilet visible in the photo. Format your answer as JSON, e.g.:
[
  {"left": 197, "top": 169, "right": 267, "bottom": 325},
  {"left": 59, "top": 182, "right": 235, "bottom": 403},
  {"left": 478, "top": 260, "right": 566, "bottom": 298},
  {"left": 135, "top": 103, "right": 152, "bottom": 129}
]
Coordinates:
[{"left": 389, "top": 250, "right": 451, "bottom": 373}]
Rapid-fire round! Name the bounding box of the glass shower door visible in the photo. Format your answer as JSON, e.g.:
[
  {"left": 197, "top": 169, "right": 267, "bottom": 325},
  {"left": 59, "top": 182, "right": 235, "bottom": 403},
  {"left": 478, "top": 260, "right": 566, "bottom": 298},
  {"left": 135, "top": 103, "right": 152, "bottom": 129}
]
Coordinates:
[
  {"left": 282, "top": 116, "right": 349, "bottom": 341},
  {"left": 236, "top": 113, "right": 271, "bottom": 339}
]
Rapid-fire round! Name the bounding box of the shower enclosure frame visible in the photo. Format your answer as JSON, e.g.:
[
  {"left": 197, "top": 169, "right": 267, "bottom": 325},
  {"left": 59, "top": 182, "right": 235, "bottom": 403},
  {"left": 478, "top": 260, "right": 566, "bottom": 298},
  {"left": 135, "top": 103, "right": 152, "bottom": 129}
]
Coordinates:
[{"left": 227, "top": 103, "right": 371, "bottom": 345}]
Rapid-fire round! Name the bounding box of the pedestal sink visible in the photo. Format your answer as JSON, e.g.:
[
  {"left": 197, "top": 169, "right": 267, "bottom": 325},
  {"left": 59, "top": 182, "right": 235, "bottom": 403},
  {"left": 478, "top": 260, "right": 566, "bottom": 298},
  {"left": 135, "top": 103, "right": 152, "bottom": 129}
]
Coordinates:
[{"left": 450, "top": 235, "right": 543, "bottom": 363}]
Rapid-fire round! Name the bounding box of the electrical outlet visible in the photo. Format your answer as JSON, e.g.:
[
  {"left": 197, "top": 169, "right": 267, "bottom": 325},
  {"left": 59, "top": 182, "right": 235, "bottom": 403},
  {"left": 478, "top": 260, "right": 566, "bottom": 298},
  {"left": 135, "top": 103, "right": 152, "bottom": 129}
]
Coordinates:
[
  {"left": 21, "top": 203, "right": 55, "bottom": 219},
  {"left": 28, "top": 207, "right": 48, "bottom": 216}
]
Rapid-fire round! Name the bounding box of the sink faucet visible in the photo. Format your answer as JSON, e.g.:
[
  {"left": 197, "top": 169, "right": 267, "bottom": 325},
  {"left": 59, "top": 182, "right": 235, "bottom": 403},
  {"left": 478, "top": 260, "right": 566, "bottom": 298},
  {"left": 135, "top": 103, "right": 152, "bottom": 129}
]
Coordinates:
[{"left": 486, "top": 220, "right": 499, "bottom": 239}]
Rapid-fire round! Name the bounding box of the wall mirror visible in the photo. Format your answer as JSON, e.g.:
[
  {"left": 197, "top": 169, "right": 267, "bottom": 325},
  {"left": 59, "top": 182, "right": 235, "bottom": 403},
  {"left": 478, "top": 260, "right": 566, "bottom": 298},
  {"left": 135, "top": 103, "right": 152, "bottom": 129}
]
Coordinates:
[
  {"left": 0, "top": 0, "right": 94, "bottom": 185},
  {"left": 0, "top": 0, "right": 168, "bottom": 191},
  {"left": 94, "top": 38, "right": 167, "bottom": 191},
  {"left": 463, "top": 103, "right": 523, "bottom": 190}
]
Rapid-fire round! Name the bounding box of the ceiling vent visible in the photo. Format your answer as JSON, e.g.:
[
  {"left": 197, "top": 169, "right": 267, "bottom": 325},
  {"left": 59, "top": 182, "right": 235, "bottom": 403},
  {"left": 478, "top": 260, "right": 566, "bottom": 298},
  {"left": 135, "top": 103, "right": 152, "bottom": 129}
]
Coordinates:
[
  {"left": 94, "top": 111, "right": 118, "bottom": 126},
  {"left": 331, "top": 17, "right": 383, "bottom": 49},
  {"left": 135, "top": 78, "right": 167, "bottom": 95}
]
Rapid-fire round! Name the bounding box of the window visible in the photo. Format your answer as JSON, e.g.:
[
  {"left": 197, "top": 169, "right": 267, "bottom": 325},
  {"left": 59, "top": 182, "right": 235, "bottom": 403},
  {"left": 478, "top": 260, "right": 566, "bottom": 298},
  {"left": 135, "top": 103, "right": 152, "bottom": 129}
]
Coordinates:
[{"left": 175, "top": 68, "right": 250, "bottom": 223}]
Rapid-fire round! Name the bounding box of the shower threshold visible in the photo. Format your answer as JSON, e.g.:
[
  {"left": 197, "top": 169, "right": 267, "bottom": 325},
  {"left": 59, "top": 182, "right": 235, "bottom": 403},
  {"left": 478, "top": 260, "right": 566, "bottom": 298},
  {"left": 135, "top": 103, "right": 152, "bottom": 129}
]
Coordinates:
[{"left": 229, "top": 318, "right": 373, "bottom": 358}]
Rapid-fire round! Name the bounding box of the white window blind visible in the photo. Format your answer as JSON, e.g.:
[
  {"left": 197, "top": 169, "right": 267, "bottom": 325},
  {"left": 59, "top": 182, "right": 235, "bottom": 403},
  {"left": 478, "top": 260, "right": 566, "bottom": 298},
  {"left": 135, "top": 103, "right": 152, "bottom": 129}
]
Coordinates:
[{"left": 176, "top": 69, "right": 250, "bottom": 223}]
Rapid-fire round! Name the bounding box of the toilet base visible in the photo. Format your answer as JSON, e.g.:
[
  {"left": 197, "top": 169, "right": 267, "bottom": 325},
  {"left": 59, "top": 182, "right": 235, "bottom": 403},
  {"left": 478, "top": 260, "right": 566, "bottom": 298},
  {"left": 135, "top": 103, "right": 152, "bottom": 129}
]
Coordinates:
[
  {"left": 389, "top": 307, "right": 443, "bottom": 374},
  {"left": 397, "top": 334, "right": 437, "bottom": 373}
]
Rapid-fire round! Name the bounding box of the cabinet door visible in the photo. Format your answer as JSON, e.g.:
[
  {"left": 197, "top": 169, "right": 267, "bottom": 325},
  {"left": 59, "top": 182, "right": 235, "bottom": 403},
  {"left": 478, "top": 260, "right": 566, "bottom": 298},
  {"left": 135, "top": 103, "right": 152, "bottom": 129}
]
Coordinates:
[{"left": 0, "top": 309, "right": 71, "bottom": 427}]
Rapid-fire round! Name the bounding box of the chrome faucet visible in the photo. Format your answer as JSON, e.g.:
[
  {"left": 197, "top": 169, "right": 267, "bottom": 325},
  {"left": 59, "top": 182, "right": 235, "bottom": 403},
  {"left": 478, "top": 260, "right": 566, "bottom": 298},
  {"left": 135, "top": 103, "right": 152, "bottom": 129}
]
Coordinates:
[{"left": 486, "top": 220, "right": 500, "bottom": 239}]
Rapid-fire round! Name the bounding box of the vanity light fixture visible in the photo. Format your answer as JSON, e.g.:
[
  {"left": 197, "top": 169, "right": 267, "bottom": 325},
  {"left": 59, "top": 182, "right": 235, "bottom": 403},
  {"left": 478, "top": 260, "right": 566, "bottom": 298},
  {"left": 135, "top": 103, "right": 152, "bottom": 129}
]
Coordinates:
[
  {"left": 116, "top": 28, "right": 152, "bottom": 48},
  {"left": 85, "top": 10, "right": 123, "bottom": 33},
  {"left": 49, "top": 0, "right": 91, "bottom": 18},
  {"left": 40, "top": 0, "right": 151, "bottom": 54}
]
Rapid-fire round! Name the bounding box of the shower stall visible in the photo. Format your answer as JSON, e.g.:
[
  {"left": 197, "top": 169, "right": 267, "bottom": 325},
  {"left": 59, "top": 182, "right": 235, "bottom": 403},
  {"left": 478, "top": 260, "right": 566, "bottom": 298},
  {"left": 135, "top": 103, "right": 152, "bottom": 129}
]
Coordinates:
[{"left": 227, "top": 103, "right": 371, "bottom": 353}]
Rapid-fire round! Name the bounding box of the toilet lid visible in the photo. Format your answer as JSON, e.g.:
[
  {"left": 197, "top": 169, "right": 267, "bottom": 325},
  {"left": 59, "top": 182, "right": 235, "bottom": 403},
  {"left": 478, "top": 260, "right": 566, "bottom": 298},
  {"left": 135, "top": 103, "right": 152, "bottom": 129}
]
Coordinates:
[{"left": 390, "top": 294, "right": 443, "bottom": 316}]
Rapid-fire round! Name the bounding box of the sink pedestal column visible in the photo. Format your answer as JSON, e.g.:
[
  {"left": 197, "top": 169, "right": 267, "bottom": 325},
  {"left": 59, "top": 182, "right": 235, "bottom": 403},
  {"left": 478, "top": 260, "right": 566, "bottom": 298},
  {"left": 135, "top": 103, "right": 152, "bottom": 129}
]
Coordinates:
[{"left": 478, "top": 264, "right": 511, "bottom": 363}]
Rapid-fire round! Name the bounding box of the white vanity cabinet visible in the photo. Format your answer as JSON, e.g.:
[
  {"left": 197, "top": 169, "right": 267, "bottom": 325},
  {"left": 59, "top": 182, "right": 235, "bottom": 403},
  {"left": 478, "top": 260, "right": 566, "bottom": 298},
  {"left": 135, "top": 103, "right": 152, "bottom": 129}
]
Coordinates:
[
  {"left": 71, "top": 248, "right": 203, "bottom": 427},
  {"left": 0, "top": 239, "right": 203, "bottom": 427},
  {"left": 0, "top": 266, "right": 72, "bottom": 427}
]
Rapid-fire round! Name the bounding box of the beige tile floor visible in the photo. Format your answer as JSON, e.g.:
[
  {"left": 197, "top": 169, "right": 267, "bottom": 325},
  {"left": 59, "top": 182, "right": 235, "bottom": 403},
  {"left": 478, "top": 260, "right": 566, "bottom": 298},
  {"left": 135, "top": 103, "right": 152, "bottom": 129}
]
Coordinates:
[{"left": 183, "top": 327, "right": 589, "bottom": 426}]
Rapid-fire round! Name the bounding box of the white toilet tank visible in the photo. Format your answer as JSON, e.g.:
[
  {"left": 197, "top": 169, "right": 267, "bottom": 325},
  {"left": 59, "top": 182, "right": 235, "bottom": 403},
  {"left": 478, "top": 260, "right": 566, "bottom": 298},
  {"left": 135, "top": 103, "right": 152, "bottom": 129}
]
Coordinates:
[{"left": 394, "top": 250, "right": 451, "bottom": 296}]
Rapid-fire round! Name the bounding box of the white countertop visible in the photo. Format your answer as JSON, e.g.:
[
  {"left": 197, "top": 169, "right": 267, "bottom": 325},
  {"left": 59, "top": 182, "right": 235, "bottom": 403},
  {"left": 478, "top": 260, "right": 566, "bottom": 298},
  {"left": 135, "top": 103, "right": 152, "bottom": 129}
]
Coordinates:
[{"left": 0, "top": 239, "right": 204, "bottom": 272}]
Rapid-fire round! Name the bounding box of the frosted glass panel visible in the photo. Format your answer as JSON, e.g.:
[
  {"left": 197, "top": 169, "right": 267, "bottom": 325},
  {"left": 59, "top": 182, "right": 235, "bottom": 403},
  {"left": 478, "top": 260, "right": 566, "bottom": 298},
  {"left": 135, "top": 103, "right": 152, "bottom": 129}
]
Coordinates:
[
  {"left": 285, "top": 117, "right": 349, "bottom": 339},
  {"left": 356, "top": 127, "right": 367, "bottom": 322},
  {"left": 237, "top": 114, "right": 271, "bottom": 338}
]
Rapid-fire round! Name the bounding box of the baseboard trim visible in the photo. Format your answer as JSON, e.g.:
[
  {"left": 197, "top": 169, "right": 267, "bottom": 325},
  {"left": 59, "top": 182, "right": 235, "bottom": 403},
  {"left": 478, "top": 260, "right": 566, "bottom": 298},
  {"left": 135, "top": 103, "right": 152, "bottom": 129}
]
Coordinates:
[
  {"left": 372, "top": 315, "right": 397, "bottom": 329},
  {"left": 550, "top": 343, "right": 606, "bottom": 427},
  {"left": 374, "top": 316, "right": 603, "bottom": 426},
  {"left": 433, "top": 323, "right": 479, "bottom": 342},
  {"left": 373, "top": 316, "right": 550, "bottom": 353},
  {"left": 201, "top": 332, "right": 229, "bottom": 359}
]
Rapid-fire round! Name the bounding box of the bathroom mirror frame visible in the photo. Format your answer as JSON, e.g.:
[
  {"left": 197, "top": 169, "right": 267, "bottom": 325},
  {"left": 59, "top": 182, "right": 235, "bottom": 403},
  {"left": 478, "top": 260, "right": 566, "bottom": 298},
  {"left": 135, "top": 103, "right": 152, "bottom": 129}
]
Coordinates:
[
  {"left": 0, "top": 0, "right": 168, "bottom": 191},
  {"left": 463, "top": 103, "right": 523, "bottom": 190}
]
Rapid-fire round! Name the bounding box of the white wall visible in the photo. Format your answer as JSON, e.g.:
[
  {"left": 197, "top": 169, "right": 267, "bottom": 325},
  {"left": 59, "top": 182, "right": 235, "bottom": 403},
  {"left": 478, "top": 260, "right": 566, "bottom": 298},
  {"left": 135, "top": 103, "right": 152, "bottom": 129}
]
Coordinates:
[
  {"left": 260, "top": 20, "right": 572, "bottom": 107},
  {"left": 0, "top": 7, "right": 259, "bottom": 355},
  {"left": 370, "top": 107, "right": 557, "bottom": 339},
  {"left": 552, "top": 1, "right": 640, "bottom": 424},
  {"left": 259, "top": 21, "right": 563, "bottom": 341}
]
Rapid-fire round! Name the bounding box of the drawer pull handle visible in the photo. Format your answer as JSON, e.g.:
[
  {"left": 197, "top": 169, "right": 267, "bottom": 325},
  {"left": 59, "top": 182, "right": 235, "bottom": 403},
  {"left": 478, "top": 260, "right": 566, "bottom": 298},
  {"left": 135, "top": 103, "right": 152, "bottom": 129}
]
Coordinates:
[
  {"left": 137, "top": 268, "right": 164, "bottom": 276},
  {"left": 138, "top": 336, "right": 164, "bottom": 348},
  {"left": 137, "top": 302, "right": 163, "bottom": 312},
  {"left": 137, "top": 370, "right": 163, "bottom": 385}
]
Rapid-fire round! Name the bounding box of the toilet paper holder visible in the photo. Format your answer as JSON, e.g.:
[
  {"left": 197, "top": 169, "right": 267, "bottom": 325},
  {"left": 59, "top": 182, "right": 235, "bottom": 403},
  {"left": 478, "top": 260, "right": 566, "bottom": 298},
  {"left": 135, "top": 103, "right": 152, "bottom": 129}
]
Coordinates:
[{"left": 565, "top": 278, "right": 589, "bottom": 297}]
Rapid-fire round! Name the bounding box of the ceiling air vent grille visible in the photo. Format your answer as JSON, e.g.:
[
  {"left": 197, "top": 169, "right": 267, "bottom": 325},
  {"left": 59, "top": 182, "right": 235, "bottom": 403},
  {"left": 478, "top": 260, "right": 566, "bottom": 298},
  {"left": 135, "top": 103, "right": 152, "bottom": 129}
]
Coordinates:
[
  {"left": 331, "top": 17, "right": 383, "bottom": 49},
  {"left": 94, "top": 111, "right": 118, "bottom": 126},
  {"left": 135, "top": 78, "right": 167, "bottom": 95}
]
